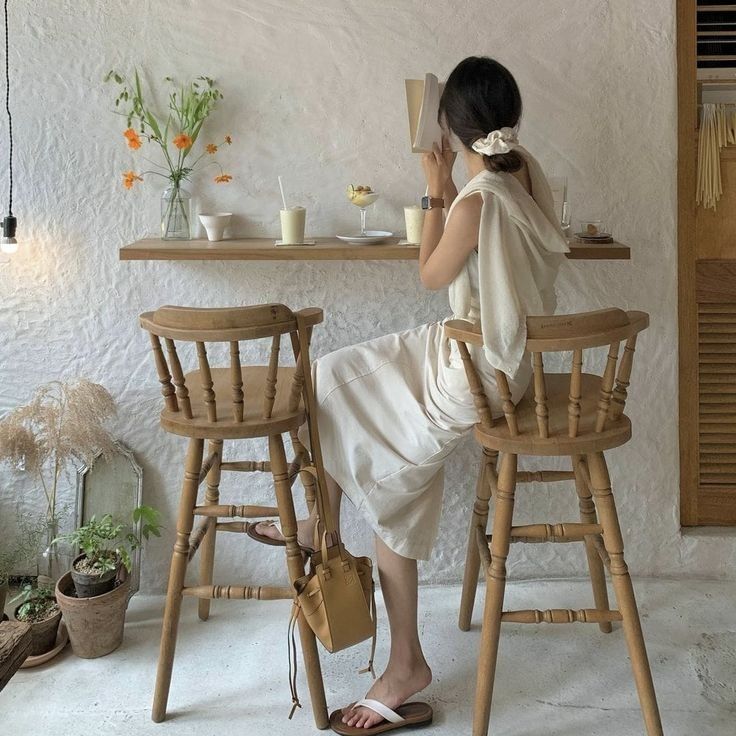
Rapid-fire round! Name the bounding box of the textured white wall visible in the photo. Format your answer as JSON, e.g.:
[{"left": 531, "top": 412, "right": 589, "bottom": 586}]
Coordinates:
[{"left": 2, "top": 0, "right": 735, "bottom": 592}]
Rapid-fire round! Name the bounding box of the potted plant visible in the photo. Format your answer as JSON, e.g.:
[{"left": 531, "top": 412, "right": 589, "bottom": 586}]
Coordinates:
[
  {"left": 10, "top": 583, "right": 62, "bottom": 656},
  {"left": 58, "top": 506, "right": 161, "bottom": 598},
  {"left": 0, "top": 379, "right": 118, "bottom": 584},
  {"left": 54, "top": 506, "right": 161, "bottom": 658}
]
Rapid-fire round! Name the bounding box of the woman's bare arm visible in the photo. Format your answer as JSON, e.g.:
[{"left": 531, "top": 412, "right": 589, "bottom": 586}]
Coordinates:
[{"left": 418, "top": 194, "right": 481, "bottom": 290}]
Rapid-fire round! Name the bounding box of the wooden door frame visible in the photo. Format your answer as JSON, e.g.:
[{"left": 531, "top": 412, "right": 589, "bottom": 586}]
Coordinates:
[{"left": 677, "top": 0, "right": 699, "bottom": 525}]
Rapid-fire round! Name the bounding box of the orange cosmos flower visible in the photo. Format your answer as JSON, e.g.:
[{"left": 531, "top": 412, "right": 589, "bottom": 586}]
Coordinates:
[
  {"left": 224, "top": 135, "right": 232, "bottom": 145},
  {"left": 122, "top": 170, "right": 143, "bottom": 190},
  {"left": 123, "top": 128, "right": 142, "bottom": 150},
  {"left": 173, "top": 133, "right": 193, "bottom": 150},
  {"left": 214, "top": 174, "right": 233, "bottom": 183},
  {"left": 206, "top": 143, "right": 218, "bottom": 154}
]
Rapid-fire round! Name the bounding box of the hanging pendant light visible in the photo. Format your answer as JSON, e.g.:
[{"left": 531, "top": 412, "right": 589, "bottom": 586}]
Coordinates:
[{"left": 0, "top": 0, "right": 16, "bottom": 256}]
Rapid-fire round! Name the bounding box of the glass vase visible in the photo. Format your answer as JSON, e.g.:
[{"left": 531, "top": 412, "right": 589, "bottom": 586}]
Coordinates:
[{"left": 161, "top": 184, "right": 192, "bottom": 240}]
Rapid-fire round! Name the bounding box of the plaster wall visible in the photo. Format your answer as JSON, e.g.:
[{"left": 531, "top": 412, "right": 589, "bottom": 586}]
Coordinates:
[{"left": 3, "top": 0, "right": 734, "bottom": 592}]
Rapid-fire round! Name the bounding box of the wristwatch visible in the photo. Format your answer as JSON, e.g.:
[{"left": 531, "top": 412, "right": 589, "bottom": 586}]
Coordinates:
[{"left": 421, "top": 196, "right": 444, "bottom": 210}]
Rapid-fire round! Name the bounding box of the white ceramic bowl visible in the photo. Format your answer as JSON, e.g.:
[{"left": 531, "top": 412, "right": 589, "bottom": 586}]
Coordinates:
[{"left": 198, "top": 212, "right": 232, "bottom": 242}]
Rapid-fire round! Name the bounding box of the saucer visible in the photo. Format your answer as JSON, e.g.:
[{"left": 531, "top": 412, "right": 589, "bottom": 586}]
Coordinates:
[
  {"left": 573, "top": 232, "right": 612, "bottom": 240},
  {"left": 336, "top": 230, "right": 393, "bottom": 245}
]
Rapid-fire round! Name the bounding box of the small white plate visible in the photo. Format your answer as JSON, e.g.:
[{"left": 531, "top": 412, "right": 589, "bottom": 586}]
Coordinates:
[{"left": 336, "top": 230, "right": 393, "bottom": 245}]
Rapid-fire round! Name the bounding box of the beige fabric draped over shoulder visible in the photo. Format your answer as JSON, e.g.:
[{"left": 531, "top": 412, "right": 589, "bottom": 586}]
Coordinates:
[{"left": 303, "top": 149, "right": 569, "bottom": 560}]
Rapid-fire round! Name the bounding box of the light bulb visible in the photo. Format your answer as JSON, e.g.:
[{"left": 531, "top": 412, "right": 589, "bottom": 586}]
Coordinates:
[{"left": 1, "top": 236, "right": 17, "bottom": 253}]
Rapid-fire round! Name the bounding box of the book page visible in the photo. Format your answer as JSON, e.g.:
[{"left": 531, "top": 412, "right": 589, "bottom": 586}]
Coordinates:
[{"left": 405, "top": 79, "right": 425, "bottom": 153}]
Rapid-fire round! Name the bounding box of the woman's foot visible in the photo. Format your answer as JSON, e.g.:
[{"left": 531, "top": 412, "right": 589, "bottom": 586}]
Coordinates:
[
  {"left": 251, "top": 519, "right": 316, "bottom": 550},
  {"left": 342, "top": 662, "right": 432, "bottom": 729}
]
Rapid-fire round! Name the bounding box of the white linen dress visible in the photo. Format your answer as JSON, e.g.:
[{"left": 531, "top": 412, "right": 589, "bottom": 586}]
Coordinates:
[{"left": 308, "top": 148, "right": 569, "bottom": 560}]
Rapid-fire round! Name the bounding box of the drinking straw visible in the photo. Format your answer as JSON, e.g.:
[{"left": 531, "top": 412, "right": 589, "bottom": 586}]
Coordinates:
[{"left": 278, "top": 176, "right": 288, "bottom": 210}]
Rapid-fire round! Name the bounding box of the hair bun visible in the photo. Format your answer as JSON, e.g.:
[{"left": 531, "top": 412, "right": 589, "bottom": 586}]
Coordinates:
[{"left": 485, "top": 150, "right": 523, "bottom": 174}]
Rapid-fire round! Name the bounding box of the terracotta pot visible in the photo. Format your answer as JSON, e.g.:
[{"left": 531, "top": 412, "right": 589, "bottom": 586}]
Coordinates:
[
  {"left": 70, "top": 553, "right": 118, "bottom": 598},
  {"left": 55, "top": 569, "right": 129, "bottom": 658},
  {"left": 14, "top": 602, "right": 62, "bottom": 656}
]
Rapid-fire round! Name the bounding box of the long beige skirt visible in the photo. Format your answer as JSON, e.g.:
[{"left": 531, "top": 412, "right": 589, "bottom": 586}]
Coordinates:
[{"left": 306, "top": 321, "right": 529, "bottom": 560}]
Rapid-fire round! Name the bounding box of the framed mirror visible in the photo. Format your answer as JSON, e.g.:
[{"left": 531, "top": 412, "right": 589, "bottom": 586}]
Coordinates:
[{"left": 75, "top": 441, "right": 143, "bottom": 596}]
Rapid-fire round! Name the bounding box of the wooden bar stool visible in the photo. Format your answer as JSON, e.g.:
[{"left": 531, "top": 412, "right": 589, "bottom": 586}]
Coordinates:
[
  {"left": 445, "top": 308, "right": 663, "bottom": 736},
  {"left": 139, "top": 303, "right": 328, "bottom": 728}
]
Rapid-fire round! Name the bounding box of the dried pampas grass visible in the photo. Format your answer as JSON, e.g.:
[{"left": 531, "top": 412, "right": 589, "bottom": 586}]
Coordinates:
[{"left": 0, "top": 379, "right": 117, "bottom": 523}]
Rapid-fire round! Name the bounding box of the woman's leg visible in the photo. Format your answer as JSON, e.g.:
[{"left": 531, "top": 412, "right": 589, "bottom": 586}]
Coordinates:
[{"left": 342, "top": 536, "right": 432, "bottom": 729}]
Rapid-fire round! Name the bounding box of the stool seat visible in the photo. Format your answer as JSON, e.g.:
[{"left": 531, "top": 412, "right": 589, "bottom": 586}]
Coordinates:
[
  {"left": 474, "top": 374, "right": 631, "bottom": 456},
  {"left": 160, "top": 366, "right": 305, "bottom": 440}
]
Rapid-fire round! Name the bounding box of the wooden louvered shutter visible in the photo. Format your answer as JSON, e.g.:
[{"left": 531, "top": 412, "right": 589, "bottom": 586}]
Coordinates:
[
  {"left": 695, "top": 261, "right": 736, "bottom": 522},
  {"left": 698, "top": 2, "right": 736, "bottom": 79}
]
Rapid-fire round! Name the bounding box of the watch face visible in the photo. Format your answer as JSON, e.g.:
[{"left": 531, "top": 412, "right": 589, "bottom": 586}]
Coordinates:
[{"left": 421, "top": 196, "right": 430, "bottom": 210}]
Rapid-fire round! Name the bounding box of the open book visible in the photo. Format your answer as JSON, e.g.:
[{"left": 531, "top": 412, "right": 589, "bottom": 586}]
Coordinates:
[{"left": 405, "top": 73, "right": 461, "bottom": 153}]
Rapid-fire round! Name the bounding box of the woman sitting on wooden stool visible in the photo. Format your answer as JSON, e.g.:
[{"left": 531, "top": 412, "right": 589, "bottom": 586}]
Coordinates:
[{"left": 250, "top": 56, "right": 569, "bottom": 734}]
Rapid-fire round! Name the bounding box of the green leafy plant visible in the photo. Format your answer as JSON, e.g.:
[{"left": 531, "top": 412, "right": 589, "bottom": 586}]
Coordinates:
[
  {"left": 11, "top": 583, "right": 57, "bottom": 621},
  {"left": 55, "top": 505, "right": 162, "bottom": 575}
]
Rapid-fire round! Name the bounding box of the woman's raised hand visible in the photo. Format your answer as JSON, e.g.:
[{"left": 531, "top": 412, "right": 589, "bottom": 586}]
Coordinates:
[{"left": 421, "top": 138, "right": 456, "bottom": 197}]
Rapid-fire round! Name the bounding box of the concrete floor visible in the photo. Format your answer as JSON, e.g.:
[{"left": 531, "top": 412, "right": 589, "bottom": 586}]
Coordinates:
[{"left": 2, "top": 578, "right": 735, "bottom": 735}]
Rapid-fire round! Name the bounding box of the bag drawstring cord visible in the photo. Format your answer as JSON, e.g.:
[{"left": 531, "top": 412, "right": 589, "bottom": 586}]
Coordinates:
[
  {"left": 287, "top": 601, "right": 302, "bottom": 719},
  {"left": 358, "top": 581, "right": 377, "bottom": 679}
]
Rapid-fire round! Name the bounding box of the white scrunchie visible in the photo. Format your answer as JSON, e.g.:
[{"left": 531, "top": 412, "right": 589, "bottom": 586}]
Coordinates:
[{"left": 471, "top": 127, "right": 519, "bottom": 156}]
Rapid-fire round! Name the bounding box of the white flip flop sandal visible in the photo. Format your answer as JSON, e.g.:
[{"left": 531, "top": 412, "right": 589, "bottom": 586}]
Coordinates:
[{"left": 329, "top": 698, "right": 433, "bottom": 735}]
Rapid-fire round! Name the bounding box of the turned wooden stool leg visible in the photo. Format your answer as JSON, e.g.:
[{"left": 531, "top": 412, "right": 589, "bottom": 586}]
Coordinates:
[
  {"left": 586, "top": 452, "right": 663, "bottom": 736},
  {"left": 269, "top": 433, "right": 328, "bottom": 730},
  {"left": 198, "top": 439, "right": 223, "bottom": 622},
  {"left": 572, "top": 454, "right": 612, "bottom": 634},
  {"left": 473, "top": 452, "right": 517, "bottom": 736},
  {"left": 459, "top": 449, "right": 497, "bottom": 631},
  {"left": 152, "top": 437, "right": 204, "bottom": 723}
]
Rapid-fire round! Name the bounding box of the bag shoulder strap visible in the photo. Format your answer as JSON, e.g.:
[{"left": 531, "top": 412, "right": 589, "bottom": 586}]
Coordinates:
[{"left": 295, "top": 312, "right": 337, "bottom": 537}]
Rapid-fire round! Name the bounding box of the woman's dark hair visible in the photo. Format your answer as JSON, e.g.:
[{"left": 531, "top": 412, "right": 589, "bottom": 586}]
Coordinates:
[{"left": 438, "top": 56, "right": 523, "bottom": 173}]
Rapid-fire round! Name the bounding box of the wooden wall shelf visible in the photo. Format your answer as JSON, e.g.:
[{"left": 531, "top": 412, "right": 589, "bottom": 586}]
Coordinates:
[{"left": 120, "top": 237, "right": 631, "bottom": 262}]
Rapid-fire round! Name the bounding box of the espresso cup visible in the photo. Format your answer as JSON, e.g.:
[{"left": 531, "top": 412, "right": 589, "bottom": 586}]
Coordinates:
[{"left": 280, "top": 206, "right": 307, "bottom": 244}]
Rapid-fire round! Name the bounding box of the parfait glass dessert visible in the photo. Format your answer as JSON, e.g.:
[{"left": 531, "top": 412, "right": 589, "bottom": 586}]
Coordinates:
[{"left": 347, "top": 184, "right": 379, "bottom": 236}]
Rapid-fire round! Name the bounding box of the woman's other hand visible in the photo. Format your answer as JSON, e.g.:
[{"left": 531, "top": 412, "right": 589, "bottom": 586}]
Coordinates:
[{"left": 421, "top": 139, "right": 456, "bottom": 196}]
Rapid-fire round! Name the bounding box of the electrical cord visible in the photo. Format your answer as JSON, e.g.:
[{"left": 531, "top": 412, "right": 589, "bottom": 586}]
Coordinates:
[{"left": 4, "top": 0, "right": 12, "bottom": 217}]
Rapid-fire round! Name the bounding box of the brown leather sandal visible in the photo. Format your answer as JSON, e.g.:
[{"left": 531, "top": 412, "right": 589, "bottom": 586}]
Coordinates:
[
  {"left": 329, "top": 699, "right": 433, "bottom": 735},
  {"left": 246, "top": 520, "right": 315, "bottom": 555}
]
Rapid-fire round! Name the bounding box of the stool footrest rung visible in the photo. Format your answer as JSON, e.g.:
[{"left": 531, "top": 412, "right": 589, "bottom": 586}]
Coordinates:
[
  {"left": 592, "top": 534, "right": 612, "bottom": 569},
  {"left": 188, "top": 519, "right": 211, "bottom": 561},
  {"left": 198, "top": 451, "right": 219, "bottom": 485},
  {"left": 182, "top": 584, "right": 293, "bottom": 600},
  {"left": 220, "top": 460, "right": 271, "bottom": 473},
  {"left": 476, "top": 526, "right": 492, "bottom": 572},
  {"left": 215, "top": 521, "right": 249, "bottom": 532},
  {"left": 193, "top": 504, "right": 279, "bottom": 518},
  {"left": 516, "top": 470, "right": 575, "bottom": 484},
  {"left": 501, "top": 608, "right": 622, "bottom": 624},
  {"left": 509, "top": 522, "right": 602, "bottom": 543}
]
